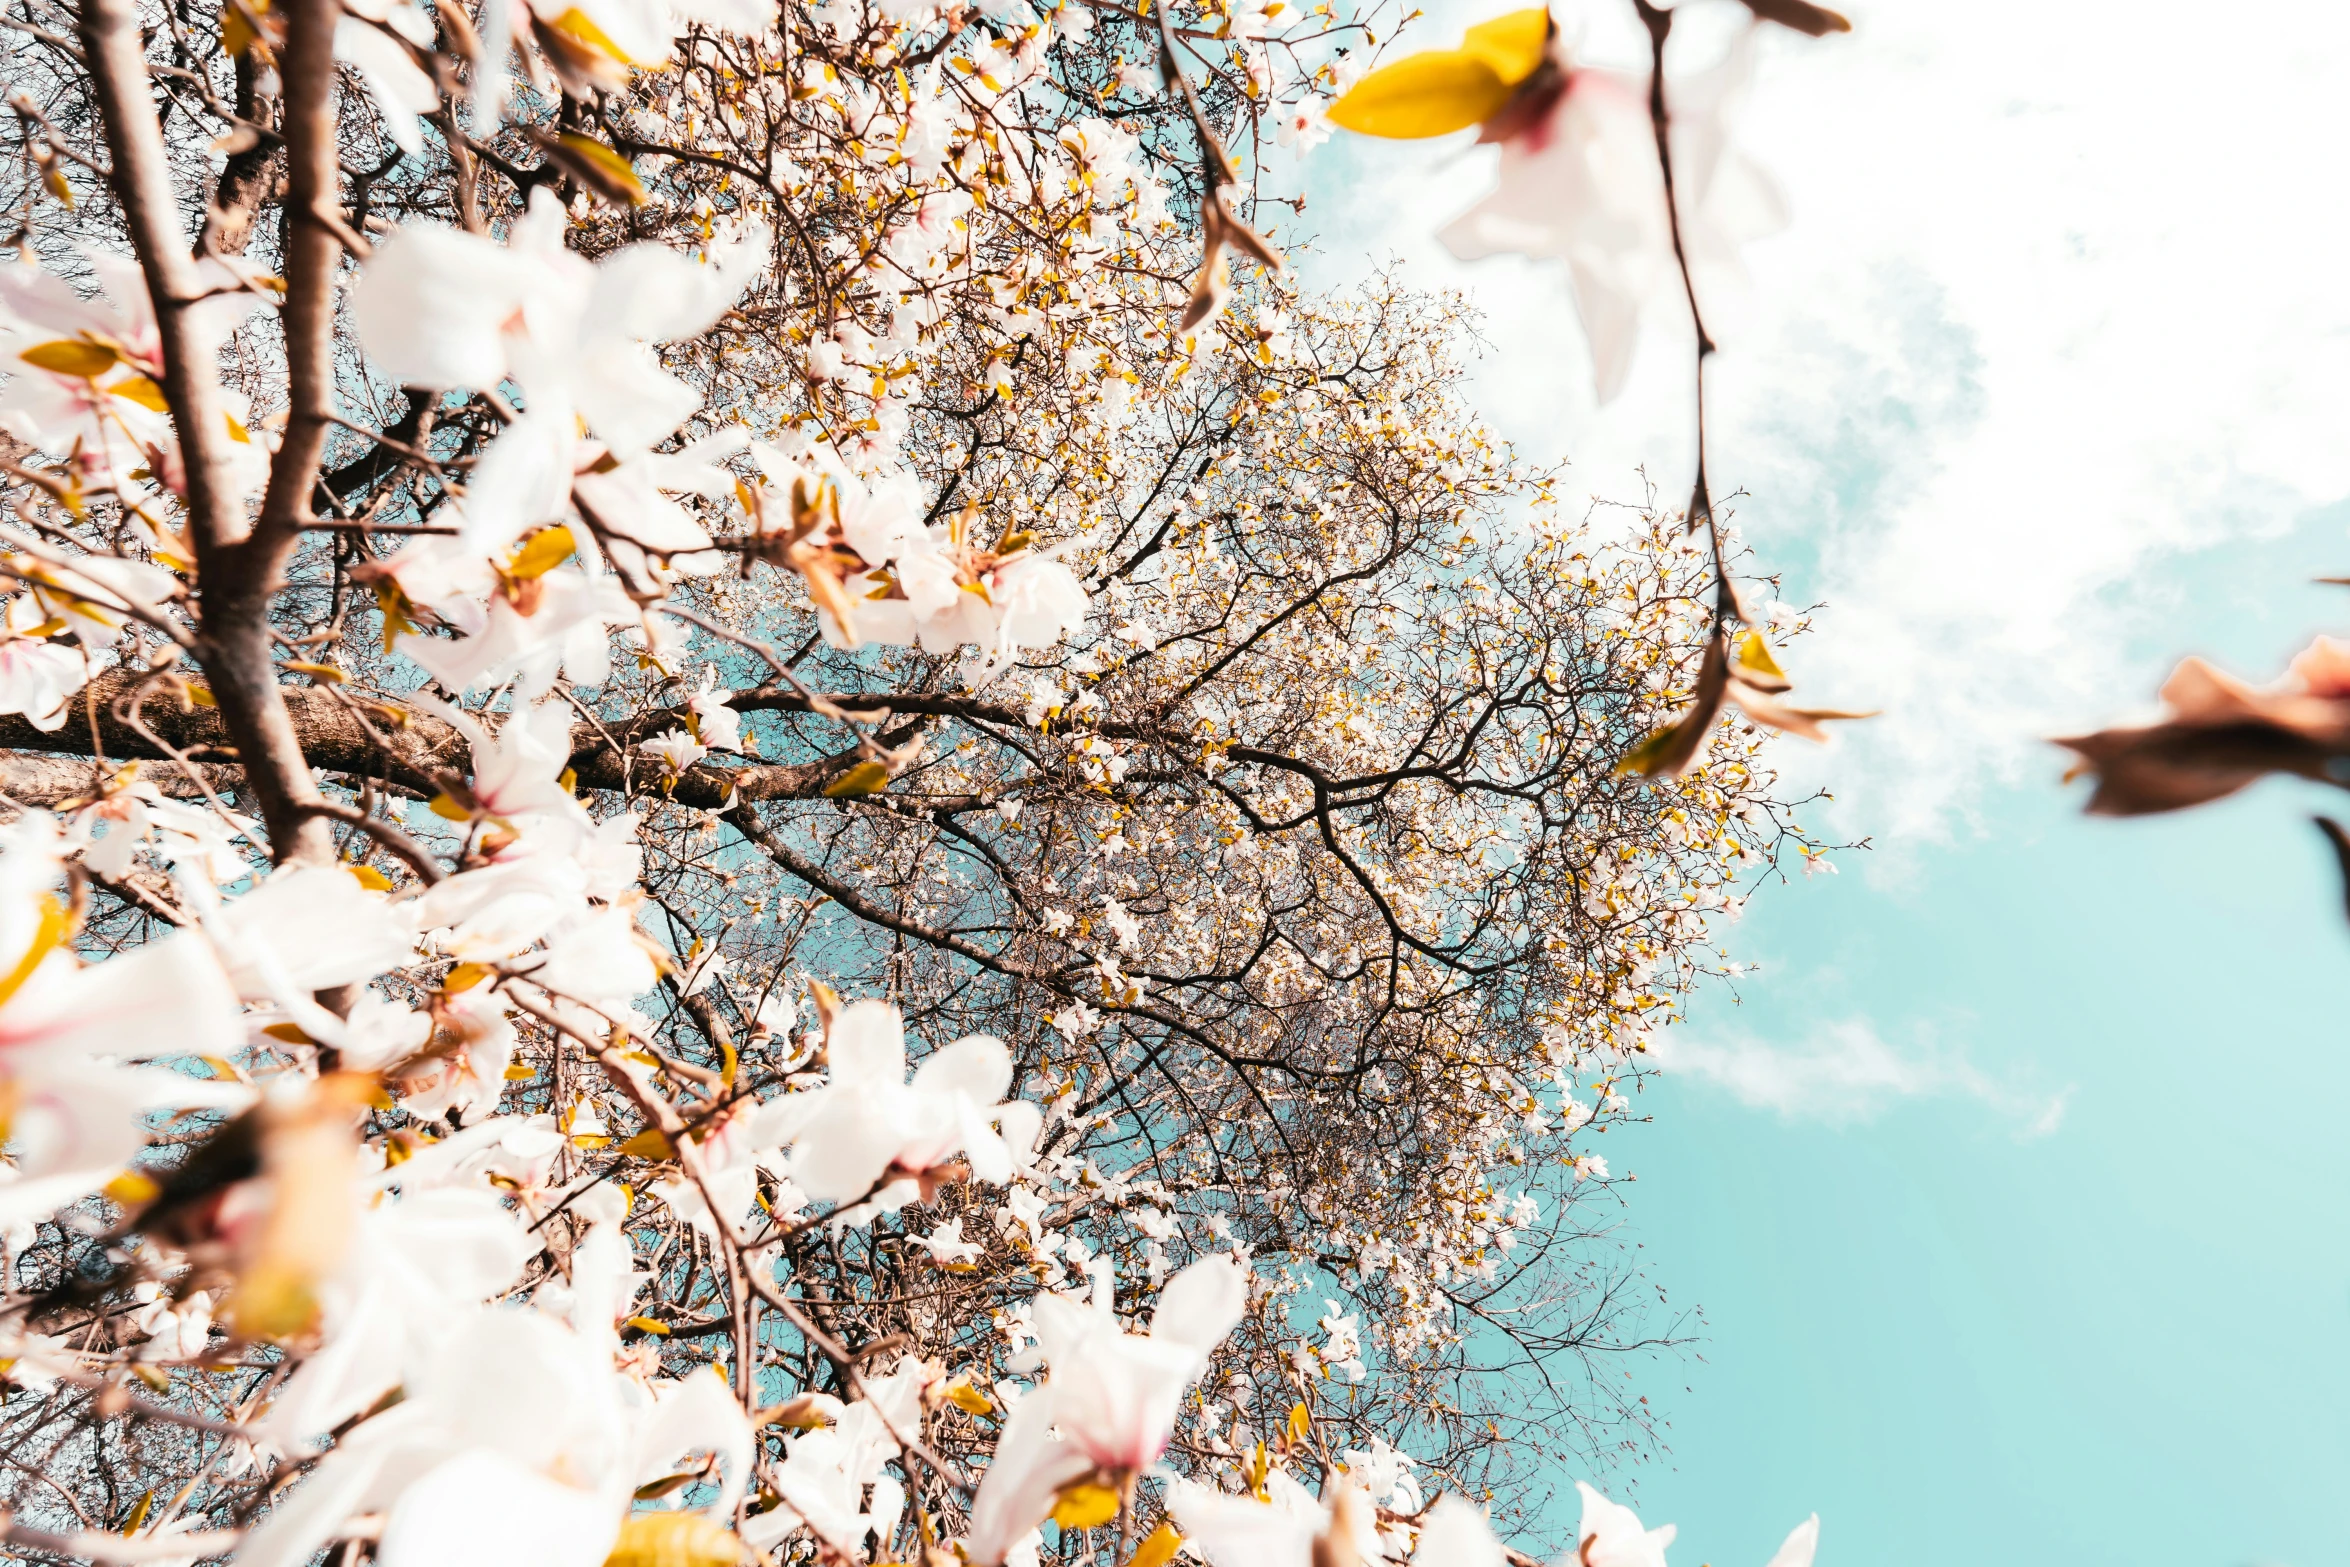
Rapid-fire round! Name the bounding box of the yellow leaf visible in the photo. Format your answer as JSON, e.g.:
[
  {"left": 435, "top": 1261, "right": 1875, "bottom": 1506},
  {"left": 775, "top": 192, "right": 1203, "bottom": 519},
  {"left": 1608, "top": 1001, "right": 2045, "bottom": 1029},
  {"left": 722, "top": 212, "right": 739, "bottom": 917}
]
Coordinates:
[
  {"left": 625, "top": 1314, "right": 671, "bottom": 1336},
  {"left": 822, "top": 760, "right": 891, "bottom": 797},
  {"left": 183, "top": 683, "right": 217, "bottom": 707},
  {"left": 109, "top": 375, "right": 171, "bottom": 412},
  {"left": 0, "top": 893, "right": 73, "bottom": 1012},
  {"left": 120, "top": 1490, "right": 154, "bottom": 1536},
  {"left": 754, "top": 1393, "right": 835, "bottom": 1431},
  {"left": 375, "top": 579, "right": 419, "bottom": 654},
  {"left": 601, "top": 1509, "right": 747, "bottom": 1567},
  {"left": 285, "top": 660, "right": 347, "bottom": 684},
  {"left": 1126, "top": 1522, "right": 1184, "bottom": 1567},
  {"left": 1460, "top": 7, "right": 1551, "bottom": 83},
  {"left": 1735, "top": 630, "right": 1787, "bottom": 681},
  {"left": 1050, "top": 1480, "right": 1122, "bottom": 1532},
  {"left": 443, "top": 961, "right": 492, "bottom": 993},
  {"left": 502, "top": 1062, "right": 537, "bottom": 1081},
  {"left": 1616, "top": 718, "right": 1694, "bottom": 778},
  {"left": 1286, "top": 1400, "right": 1311, "bottom": 1445},
  {"left": 428, "top": 792, "right": 473, "bottom": 821},
  {"left": 262, "top": 1022, "right": 316, "bottom": 1045},
  {"left": 18, "top": 339, "right": 120, "bottom": 378},
  {"left": 103, "top": 1169, "right": 159, "bottom": 1205},
  {"left": 618, "top": 1127, "right": 676, "bottom": 1160},
  {"left": 540, "top": 130, "right": 648, "bottom": 206},
  {"left": 42, "top": 164, "right": 73, "bottom": 209},
  {"left": 222, "top": 0, "right": 260, "bottom": 56},
  {"left": 1329, "top": 49, "right": 1512, "bottom": 139},
  {"left": 943, "top": 1377, "right": 993, "bottom": 1417},
  {"left": 547, "top": 4, "right": 637, "bottom": 63},
  {"left": 505, "top": 524, "right": 577, "bottom": 580},
  {"left": 345, "top": 864, "right": 393, "bottom": 892}
]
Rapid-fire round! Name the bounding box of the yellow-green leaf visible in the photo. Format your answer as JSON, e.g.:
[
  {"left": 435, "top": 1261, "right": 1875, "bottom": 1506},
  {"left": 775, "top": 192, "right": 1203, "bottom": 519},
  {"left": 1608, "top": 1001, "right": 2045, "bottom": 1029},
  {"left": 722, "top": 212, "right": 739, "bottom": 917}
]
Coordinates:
[
  {"left": 1460, "top": 7, "right": 1551, "bottom": 84},
  {"left": 109, "top": 375, "right": 171, "bottom": 412},
  {"left": 1735, "top": 630, "right": 1787, "bottom": 682},
  {"left": 618, "top": 1127, "right": 676, "bottom": 1160},
  {"left": 505, "top": 524, "right": 577, "bottom": 580},
  {"left": 18, "top": 338, "right": 120, "bottom": 378},
  {"left": 103, "top": 1169, "right": 159, "bottom": 1205},
  {"left": 1126, "top": 1522, "right": 1184, "bottom": 1567},
  {"left": 1329, "top": 48, "right": 1511, "bottom": 139},
  {"left": 547, "top": 4, "right": 638, "bottom": 63},
  {"left": 0, "top": 893, "right": 72, "bottom": 1012},
  {"left": 1050, "top": 1480, "right": 1122, "bottom": 1532},
  {"left": 539, "top": 131, "right": 647, "bottom": 207},
  {"left": 601, "top": 1510, "right": 746, "bottom": 1567},
  {"left": 822, "top": 760, "right": 890, "bottom": 797}
]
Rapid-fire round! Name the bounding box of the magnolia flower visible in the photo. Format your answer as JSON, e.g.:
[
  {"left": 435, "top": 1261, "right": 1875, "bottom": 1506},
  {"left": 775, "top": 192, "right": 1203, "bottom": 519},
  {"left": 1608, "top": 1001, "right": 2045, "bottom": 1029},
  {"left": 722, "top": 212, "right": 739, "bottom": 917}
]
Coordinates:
[
  {"left": 740, "top": 1361, "right": 928, "bottom": 1558},
  {"left": 1167, "top": 1474, "right": 1407, "bottom": 1567},
  {"left": 639, "top": 729, "right": 708, "bottom": 781},
  {"left": 394, "top": 989, "right": 517, "bottom": 1124},
  {"left": 757, "top": 999, "right": 1042, "bottom": 1210},
  {"left": 258, "top": 1184, "right": 539, "bottom": 1443},
  {"left": 1330, "top": 9, "right": 1790, "bottom": 400},
  {"left": 419, "top": 697, "right": 585, "bottom": 823},
  {"left": 964, "top": 1256, "right": 1248, "bottom": 1564},
  {"left": 354, "top": 193, "right": 765, "bottom": 463},
  {"left": 0, "top": 616, "right": 84, "bottom": 731},
  {"left": 474, "top": 0, "right": 779, "bottom": 117},
  {"left": 351, "top": 195, "right": 763, "bottom": 612},
  {"left": 918, "top": 1217, "right": 984, "bottom": 1266},
  {"left": 688, "top": 666, "right": 744, "bottom": 751},
  {"left": 0, "top": 250, "right": 257, "bottom": 493},
  {"left": 238, "top": 1305, "right": 751, "bottom": 1567},
  {"left": 1576, "top": 1483, "right": 1677, "bottom": 1567},
  {"left": 0, "top": 817, "right": 251, "bottom": 1226},
  {"left": 335, "top": 4, "right": 439, "bottom": 158}
]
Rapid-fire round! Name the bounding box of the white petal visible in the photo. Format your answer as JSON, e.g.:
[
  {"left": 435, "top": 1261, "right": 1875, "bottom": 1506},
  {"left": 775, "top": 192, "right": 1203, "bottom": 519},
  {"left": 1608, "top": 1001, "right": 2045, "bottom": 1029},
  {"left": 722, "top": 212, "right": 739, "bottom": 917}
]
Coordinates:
[{"left": 1148, "top": 1254, "right": 1246, "bottom": 1352}]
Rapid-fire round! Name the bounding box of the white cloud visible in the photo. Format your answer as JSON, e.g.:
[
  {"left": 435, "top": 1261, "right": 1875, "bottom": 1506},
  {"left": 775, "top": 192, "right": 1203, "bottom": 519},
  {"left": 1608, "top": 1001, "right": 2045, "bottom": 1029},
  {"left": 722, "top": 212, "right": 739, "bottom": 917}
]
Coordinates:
[
  {"left": 1292, "top": 0, "right": 2350, "bottom": 846},
  {"left": 1648, "top": 1017, "right": 2069, "bottom": 1133}
]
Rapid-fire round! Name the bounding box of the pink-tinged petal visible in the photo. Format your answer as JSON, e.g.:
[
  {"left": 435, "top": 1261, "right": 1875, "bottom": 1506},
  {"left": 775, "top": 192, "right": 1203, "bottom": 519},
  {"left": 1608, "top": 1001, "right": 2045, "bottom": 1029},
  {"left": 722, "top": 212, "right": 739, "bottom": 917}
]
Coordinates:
[
  {"left": 1149, "top": 1255, "right": 1247, "bottom": 1352},
  {"left": 826, "top": 1000, "right": 907, "bottom": 1086},
  {"left": 910, "top": 1033, "right": 1012, "bottom": 1104},
  {"left": 963, "top": 1389, "right": 1093, "bottom": 1566}
]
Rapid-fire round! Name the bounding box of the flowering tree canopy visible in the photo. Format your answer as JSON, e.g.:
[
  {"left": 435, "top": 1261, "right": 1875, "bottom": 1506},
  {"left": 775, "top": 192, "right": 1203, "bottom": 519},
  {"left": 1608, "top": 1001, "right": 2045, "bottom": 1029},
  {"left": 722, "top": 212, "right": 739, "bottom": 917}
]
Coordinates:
[{"left": 0, "top": 0, "right": 1849, "bottom": 1561}]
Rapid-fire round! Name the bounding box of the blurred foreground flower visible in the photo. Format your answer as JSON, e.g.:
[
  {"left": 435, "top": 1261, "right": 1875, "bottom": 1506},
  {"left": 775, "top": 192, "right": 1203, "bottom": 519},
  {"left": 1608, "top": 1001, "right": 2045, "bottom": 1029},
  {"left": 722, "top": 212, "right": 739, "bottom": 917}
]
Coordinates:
[
  {"left": 2057, "top": 636, "right": 2350, "bottom": 815},
  {"left": 1328, "top": 5, "right": 1802, "bottom": 399}
]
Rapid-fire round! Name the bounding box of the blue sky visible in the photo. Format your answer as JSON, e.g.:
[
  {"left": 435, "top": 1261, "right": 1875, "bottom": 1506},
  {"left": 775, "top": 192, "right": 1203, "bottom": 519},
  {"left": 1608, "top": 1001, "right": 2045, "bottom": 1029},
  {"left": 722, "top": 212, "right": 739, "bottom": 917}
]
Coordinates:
[{"left": 1280, "top": 1, "right": 2350, "bottom": 1560}]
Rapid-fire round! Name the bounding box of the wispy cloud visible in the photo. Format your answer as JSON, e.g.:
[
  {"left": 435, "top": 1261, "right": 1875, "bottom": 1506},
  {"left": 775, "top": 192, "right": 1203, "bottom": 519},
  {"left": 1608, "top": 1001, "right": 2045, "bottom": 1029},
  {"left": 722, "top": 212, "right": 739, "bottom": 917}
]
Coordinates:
[
  {"left": 1647, "top": 1018, "right": 2070, "bottom": 1135},
  {"left": 1292, "top": 0, "right": 2350, "bottom": 848}
]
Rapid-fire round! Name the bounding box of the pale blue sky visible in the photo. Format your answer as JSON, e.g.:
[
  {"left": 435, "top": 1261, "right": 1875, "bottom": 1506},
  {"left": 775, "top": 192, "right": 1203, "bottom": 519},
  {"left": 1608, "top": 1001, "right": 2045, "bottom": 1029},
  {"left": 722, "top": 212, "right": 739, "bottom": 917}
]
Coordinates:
[{"left": 1283, "top": 1, "right": 2350, "bottom": 1560}]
